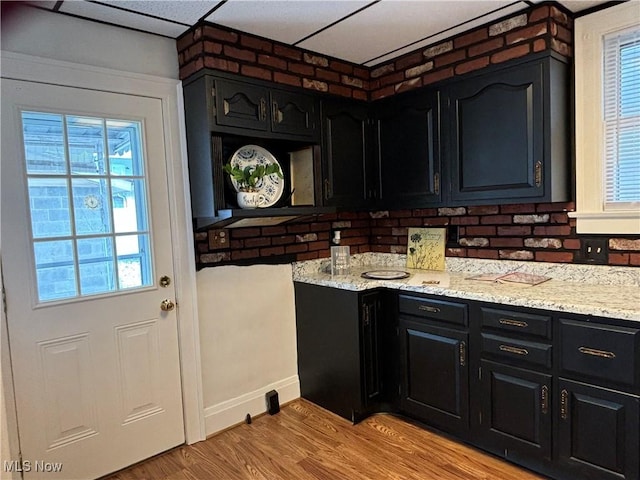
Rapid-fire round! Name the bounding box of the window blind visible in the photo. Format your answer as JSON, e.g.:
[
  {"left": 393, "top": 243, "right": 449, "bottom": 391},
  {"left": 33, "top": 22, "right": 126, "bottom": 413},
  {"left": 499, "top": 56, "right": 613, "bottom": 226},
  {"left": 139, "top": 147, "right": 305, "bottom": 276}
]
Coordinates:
[{"left": 603, "top": 27, "right": 640, "bottom": 210}]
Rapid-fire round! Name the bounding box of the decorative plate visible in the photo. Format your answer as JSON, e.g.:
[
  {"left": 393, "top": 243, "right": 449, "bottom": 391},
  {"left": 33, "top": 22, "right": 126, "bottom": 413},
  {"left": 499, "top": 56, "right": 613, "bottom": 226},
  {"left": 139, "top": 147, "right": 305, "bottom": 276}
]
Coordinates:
[
  {"left": 361, "top": 270, "right": 410, "bottom": 280},
  {"left": 228, "top": 145, "right": 284, "bottom": 208}
]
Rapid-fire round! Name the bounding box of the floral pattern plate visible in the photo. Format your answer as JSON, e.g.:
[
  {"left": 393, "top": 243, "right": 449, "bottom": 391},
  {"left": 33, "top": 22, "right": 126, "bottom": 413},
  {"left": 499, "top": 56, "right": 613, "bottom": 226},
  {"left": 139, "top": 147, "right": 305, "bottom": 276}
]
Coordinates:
[{"left": 228, "top": 145, "right": 284, "bottom": 207}]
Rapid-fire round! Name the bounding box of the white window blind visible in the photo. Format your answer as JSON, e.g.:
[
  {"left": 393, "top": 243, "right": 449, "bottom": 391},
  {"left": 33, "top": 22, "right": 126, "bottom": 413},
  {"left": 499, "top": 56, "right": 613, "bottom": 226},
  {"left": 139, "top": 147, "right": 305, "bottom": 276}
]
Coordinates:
[{"left": 603, "top": 27, "right": 640, "bottom": 211}]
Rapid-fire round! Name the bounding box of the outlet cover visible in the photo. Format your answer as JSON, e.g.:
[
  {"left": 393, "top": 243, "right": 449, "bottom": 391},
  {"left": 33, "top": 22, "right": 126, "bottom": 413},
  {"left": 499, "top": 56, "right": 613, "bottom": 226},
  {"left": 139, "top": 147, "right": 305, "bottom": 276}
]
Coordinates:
[
  {"left": 208, "top": 229, "right": 229, "bottom": 250},
  {"left": 579, "top": 237, "right": 608, "bottom": 264}
]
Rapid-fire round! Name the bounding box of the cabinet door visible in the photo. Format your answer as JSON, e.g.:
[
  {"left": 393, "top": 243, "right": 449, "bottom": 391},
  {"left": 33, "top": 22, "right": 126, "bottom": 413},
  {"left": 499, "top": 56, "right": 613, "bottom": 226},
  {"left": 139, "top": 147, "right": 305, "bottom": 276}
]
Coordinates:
[
  {"left": 375, "top": 89, "right": 441, "bottom": 207},
  {"left": 213, "top": 78, "right": 269, "bottom": 132},
  {"left": 361, "top": 292, "right": 383, "bottom": 408},
  {"left": 399, "top": 317, "right": 468, "bottom": 435},
  {"left": 271, "top": 90, "right": 319, "bottom": 139},
  {"left": 321, "top": 99, "right": 370, "bottom": 207},
  {"left": 557, "top": 379, "right": 639, "bottom": 480},
  {"left": 445, "top": 60, "right": 544, "bottom": 203},
  {"left": 479, "top": 361, "right": 552, "bottom": 462}
]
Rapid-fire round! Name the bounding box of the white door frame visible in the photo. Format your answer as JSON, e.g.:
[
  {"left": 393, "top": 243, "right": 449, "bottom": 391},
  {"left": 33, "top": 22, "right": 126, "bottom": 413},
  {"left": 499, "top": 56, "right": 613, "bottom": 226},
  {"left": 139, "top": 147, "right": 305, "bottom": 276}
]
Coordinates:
[{"left": 0, "top": 51, "right": 206, "bottom": 446}]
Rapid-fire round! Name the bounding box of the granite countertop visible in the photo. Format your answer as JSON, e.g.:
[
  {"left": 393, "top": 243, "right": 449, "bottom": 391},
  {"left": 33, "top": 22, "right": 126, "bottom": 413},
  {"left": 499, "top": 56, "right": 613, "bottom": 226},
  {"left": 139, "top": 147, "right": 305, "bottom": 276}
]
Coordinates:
[{"left": 293, "top": 253, "right": 640, "bottom": 322}]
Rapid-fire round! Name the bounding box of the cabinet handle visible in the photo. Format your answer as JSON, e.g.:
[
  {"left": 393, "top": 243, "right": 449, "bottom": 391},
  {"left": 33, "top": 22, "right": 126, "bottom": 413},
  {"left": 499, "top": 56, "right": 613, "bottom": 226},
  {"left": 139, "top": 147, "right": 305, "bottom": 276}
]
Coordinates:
[
  {"left": 499, "top": 318, "right": 528, "bottom": 328},
  {"left": 534, "top": 161, "right": 543, "bottom": 187},
  {"left": 324, "top": 179, "right": 330, "bottom": 200},
  {"left": 418, "top": 305, "right": 440, "bottom": 313},
  {"left": 223, "top": 99, "right": 230, "bottom": 115},
  {"left": 434, "top": 172, "right": 440, "bottom": 195},
  {"left": 499, "top": 344, "right": 529, "bottom": 356},
  {"left": 459, "top": 341, "right": 466, "bottom": 367},
  {"left": 578, "top": 346, "right": 616, "bottom": 359},
  {"left": 560, "top": 389, "right": 569, "bottom": 420},
  {"left": 272, "top": 101, "right": 283, "bottom": 124},
  {"left": 541, "top": 385, "right": 549, "bottom": 415},
  {"left": 259, "top": 98, "right": 267, "bottom": 121}
]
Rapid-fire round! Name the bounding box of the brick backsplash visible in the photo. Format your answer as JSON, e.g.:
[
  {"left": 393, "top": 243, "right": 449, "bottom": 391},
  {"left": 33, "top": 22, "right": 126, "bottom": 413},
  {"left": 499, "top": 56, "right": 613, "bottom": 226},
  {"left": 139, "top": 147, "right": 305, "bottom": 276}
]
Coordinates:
[
  {"left": 195, "top": 203, "right": 640, "bottom": 269},
  {"left": 180, "top": 4, "right": 639, "bottom": 269}
]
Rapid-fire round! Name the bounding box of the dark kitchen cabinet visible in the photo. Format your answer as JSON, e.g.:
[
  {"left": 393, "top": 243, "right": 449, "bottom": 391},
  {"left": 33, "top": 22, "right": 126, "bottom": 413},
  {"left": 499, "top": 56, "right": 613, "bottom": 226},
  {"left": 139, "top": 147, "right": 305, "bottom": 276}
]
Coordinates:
[
  {"left": 321, "top": 98, "right": 373, "bottom": 207},
  {"left": 398, "top": 295, "right": 469, "bottom": 436},
  {"left": 479, "top": 361, "right": 552, "bottom": 462},
  {"left": 294, "top": 282, "right": 384, "bottom": 422},
  {"left": 557, "top": 379, "right": 639, "bottom": 480},
  {"left": 443, "top": 54, "right": 569, "bottom": 205},
  {"left": 555, "top": 318, "right": 640, "bottom": 480},
  {"left": 375, "top": 88, "right": 441, "bottom": 208},
  {"left": 211, "top": 76, "right": 319, "bottom": 140}
]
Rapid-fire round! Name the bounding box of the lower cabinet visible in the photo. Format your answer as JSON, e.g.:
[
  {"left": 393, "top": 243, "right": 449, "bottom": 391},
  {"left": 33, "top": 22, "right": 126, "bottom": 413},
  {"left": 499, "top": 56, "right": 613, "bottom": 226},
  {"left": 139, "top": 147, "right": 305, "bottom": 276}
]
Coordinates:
[
  {"left": 557, "top": 379, "right": 639, "bottom": 480},
  {"left": 294, "top": 282, "right": 384, "bottom": 422},
  {"left": 479, "top": 361, "right": 552, "bottom": 462},
  {"left": 399, "top": 317, "right": 469, "bottom": 436},
  {"left": 294, "top": 284, "right": 640, "bottom": 480}
]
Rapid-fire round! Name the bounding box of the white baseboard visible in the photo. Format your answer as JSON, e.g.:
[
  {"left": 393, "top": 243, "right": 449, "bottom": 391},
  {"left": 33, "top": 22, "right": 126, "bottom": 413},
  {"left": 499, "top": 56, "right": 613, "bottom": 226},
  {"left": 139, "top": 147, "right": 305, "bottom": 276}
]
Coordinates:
[{"left": 203, "top": 375, "right": 300, "bottom": 436}]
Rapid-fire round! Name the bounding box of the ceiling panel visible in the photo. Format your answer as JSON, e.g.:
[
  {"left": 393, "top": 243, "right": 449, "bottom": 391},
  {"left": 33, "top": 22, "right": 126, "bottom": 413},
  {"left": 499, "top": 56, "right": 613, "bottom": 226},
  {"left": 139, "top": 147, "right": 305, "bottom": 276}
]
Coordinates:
[
  {"left": 206, "top": 0, "right": 373, "bottom": 45},
  {"left": 297, "top": 0, "right": 526, "bottom": 65},
  {"left": 365, "top": 2, "right": 526, "bottom": 66},
  {"left": 97, "top": 1, "right": 221, "bottom": 25},
  {"left": 59, "top": 0, "right": 190, "bottom": 37}
]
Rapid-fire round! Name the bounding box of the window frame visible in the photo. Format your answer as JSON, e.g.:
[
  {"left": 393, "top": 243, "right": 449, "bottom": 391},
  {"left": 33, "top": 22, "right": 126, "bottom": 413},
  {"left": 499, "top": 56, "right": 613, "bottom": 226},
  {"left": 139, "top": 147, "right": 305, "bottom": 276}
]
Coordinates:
[{"left": 571, "top": 2, "right": 640, "bottom": 234}]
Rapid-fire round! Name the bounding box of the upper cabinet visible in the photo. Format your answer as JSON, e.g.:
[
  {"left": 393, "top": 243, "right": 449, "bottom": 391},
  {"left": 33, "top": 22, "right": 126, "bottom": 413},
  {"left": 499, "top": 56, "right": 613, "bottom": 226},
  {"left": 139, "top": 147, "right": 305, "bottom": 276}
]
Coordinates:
[
  {"left": 321, "top": 98, "right": 373, "bottom": 208},
  {"left": 442, "top": 55, "right": 569, "bottom": 205},
  {"left": 211, "top": 76, "right": 320, "bottom": 141},
  {"left": 374, "top": 88, "right": 441, "bottom": 208}
]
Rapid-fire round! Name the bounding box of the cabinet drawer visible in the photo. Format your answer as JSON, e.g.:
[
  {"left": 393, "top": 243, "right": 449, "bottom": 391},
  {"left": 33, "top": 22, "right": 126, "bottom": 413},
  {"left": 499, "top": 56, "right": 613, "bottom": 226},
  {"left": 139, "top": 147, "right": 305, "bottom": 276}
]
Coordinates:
[
  {"left": 482, "top": 333, "right": 552, "bottom": 369},
  {"left": 398, "top": 295, "right": 467, "bottom": 326},
  {"left": 560, "top": 319, "right": 640, "bottom": 388},
  {"left": 481, "top": 307, "right": 551, "bottom": 339}
]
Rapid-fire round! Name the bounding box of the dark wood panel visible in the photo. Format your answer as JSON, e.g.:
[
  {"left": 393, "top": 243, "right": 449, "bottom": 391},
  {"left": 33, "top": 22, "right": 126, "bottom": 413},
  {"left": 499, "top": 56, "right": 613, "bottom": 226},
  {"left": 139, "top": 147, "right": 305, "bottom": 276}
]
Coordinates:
[
  {"left": 479, "top": 361, "right": 552, "bottom": 462},
  {"left": 214, "top": 78, "right": 269, "bottom": 131},
  {"left": 399, "top": 317, "right": 469, "bottom": 436},
  {"left": 557, "top": 379, "right": 640, "bottom": 480},
  {"left": 271, "top": 89, "right": 319, "bottom": 139}
]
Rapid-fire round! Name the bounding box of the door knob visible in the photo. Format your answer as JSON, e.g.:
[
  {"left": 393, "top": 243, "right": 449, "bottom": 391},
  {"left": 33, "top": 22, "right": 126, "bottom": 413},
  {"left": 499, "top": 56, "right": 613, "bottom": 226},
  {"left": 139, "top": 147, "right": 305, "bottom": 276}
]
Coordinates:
[{"left": 160, "top": 299, "right": 176, "bottom": 312}]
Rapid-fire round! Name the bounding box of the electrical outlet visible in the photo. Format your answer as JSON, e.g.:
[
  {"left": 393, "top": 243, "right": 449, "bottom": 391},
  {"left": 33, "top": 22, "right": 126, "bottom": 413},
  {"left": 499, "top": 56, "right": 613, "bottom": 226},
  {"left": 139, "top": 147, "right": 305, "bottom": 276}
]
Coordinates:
[
  {"left": 208, "top": 229, "right": 229, "bottom": 250},
  {"left": 580, "top": 237, "right": 608, "bottom": 264},
  {"left": 446, "top": 225, "right": 460, "bottom": 246}
]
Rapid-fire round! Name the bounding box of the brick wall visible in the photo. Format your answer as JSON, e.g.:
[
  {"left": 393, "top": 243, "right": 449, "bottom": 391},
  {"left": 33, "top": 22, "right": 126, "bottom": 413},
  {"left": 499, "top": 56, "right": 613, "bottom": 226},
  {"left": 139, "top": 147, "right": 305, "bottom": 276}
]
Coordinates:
[
  {"left": 195, "top": 203, "right": 640, "bottom": 269},
  {"left": 369, "top": 4, "right": 572, "bottom": 99},
  {"left": 180, "top": 3, "right": 640, "bottom": 269}
]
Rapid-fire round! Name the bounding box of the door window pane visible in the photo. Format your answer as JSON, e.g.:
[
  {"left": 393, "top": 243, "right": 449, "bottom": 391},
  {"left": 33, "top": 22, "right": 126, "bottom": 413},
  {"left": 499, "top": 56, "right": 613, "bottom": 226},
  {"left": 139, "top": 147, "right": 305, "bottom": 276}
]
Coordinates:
[
  {"left": 67, "top": 116, "right": 107, "bottom": 175},
  {"left": 33, "top": 240, "right": 77, "bottom": 301},
  {"left": 72, "top": 178, "right": 113, "bottom": 235},
  {"left": 22, "top": 112, "right": 67, "bottom": 174},
  {"left": 116, "top": 234, "right": 151, "bottom": 289},
  {"left": 21, "top": 111, "right": 153, "bottom": 303}
]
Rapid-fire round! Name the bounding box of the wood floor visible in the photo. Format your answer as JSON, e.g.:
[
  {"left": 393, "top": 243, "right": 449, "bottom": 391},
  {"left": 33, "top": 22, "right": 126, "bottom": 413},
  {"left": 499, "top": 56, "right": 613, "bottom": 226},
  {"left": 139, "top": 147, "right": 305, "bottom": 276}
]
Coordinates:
[{"left": 104, "top": 399, "right": 544, "bottom": 480}]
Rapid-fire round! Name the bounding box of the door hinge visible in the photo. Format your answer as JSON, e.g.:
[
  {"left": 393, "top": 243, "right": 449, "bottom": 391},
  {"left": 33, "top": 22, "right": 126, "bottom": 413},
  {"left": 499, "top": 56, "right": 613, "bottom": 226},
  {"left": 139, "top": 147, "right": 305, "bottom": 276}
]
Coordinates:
[
  {"left": 478, "top": 367, "right": 482, "bottom": 380},
  {"left": 479, "top": 411, "right": 482, "bottom": 425},
  {"left": 434, "top": 172, "right": 440, "bottom": 195},
  {"left": 211, "top": 88, "right": 217, "bottom": 116},
  {"left": 534, "top": 160, "right": 543, "bottom": 188}
]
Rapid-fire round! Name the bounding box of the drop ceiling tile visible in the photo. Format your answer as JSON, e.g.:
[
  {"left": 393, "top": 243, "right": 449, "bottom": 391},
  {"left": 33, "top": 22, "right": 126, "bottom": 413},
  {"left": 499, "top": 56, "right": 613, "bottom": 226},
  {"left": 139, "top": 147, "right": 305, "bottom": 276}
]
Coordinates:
[
  {"left": 207, "top": 0, "right": 373, "bottom": 45},
  {"left": 364, "top": 2, "right": 527, "bottom": 67},
  {"left": 557, "top": 0, "right": 613, "bottom": 12},
  {"left": 96, "top": 0, "right": 219, "bottom": 25},
  {"left": 59, "top": 0, "right": 190, "bottom": 37},
  {"left": 299, "top": 0, "right": 526, "bottom": 65}
]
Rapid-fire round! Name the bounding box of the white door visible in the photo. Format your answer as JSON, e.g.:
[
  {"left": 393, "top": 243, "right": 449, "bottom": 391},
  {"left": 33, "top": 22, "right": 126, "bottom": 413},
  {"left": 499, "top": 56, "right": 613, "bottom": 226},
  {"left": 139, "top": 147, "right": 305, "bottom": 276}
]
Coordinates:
[{"left": 1, "top": 79, "right": 185, "bottom": 479}]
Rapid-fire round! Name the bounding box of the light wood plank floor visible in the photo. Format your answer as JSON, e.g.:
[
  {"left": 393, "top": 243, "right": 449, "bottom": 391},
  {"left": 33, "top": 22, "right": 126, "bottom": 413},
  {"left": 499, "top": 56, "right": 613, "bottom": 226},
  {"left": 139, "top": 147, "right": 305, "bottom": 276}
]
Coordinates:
[{"left": 104, "top": 399, "right": 544, "bottom": 480}]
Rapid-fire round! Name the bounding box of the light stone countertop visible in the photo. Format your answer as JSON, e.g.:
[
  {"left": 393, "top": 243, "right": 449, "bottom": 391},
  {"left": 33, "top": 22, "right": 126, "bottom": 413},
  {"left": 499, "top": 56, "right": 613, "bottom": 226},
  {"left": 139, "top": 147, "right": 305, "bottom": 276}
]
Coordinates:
[{"left": 293, "top": 253, "right": 640, "bottom": 322}]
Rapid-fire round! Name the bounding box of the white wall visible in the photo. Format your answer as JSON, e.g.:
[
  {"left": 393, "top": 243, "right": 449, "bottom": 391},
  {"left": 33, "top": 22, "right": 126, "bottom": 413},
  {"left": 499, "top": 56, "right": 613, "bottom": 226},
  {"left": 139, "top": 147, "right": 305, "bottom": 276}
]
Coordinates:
[
  {"left": 197, "top": 265, "right": 300, "bottom": 435},
  {"left": 1, "top": 5, "right": 178, "bottom": 79}
]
